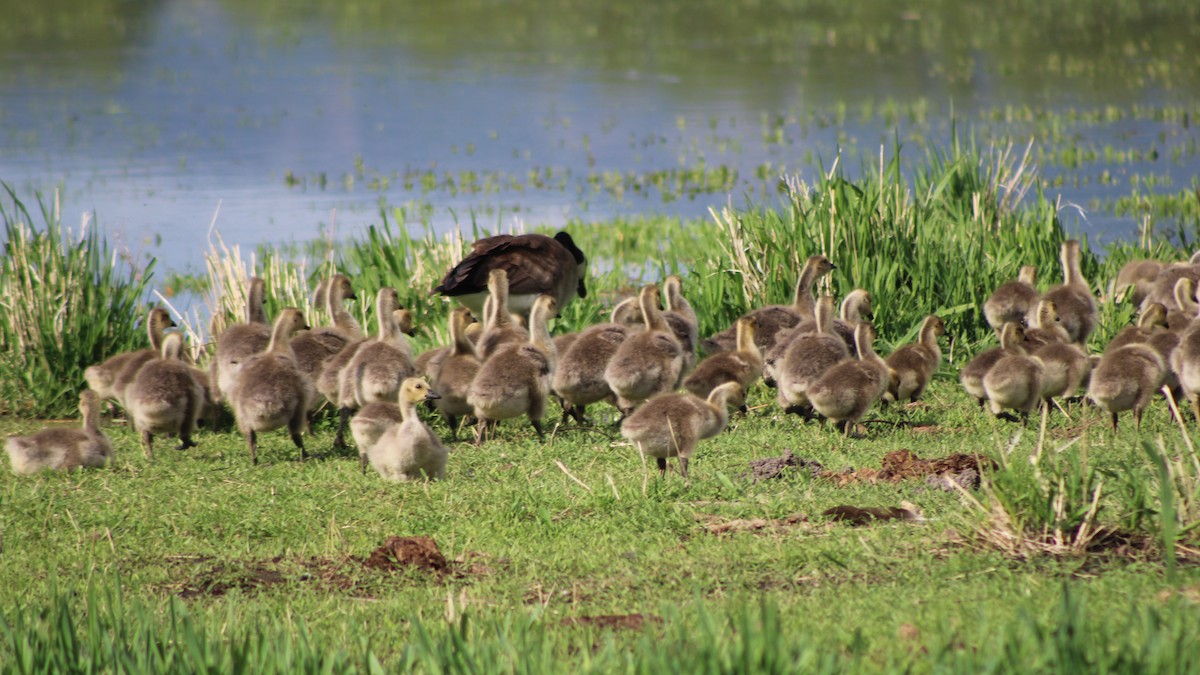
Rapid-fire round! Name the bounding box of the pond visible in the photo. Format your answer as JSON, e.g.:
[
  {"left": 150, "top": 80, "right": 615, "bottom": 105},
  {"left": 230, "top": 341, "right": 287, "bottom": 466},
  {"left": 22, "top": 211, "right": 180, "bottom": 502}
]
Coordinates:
[{"left": 2, "top": 0, "right": 1199, "bottom": 273}]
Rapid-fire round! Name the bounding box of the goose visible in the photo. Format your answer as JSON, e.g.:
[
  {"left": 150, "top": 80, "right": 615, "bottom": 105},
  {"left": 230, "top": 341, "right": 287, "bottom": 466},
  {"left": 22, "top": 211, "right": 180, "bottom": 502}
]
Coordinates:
[
  {"left": 662, "top": 274, "right": 699, "bottom": 375},
  {"left": 683, "top": 316, "right": 762, "bottom": 405},
  {"left": 771, "top": 289, "right": 872, "bottom": 365},
  {"left": 552, "top": 303, "right": 636, "bottom": 424},
  {"left": 960, "top": 322, "right": 1025, "bottom": 408},
  {"left": 367, "top": 378, "right": 450, "bottom": 481},
  {"left": 620, "top": 382, "right": 743, "bottom": 479},
  {"left": 1141, "top": 251, "right": 1200, "bottom": 312},
  {"left": 6, "top": 390, "right": 112, "bottom": 474},
  {"left": 982, "top": 324, "right": 1045, "bottom": 421},
  {"left": 342, "top": 306, "right": 417, "bottom": 417},
  {"left": 1089, "top": 344, "right": 1166, "bottom": 431},
  {"left": 350, "top": 401, "right": 404, "bottom": 475},
  {"left": 467, "top": 294, "right": 558, "bottom": 443},
  {"left": 291, "top": 274, "right": 361, "bottom": 383},
  {"left": 1022, "top": 299, "right": 1070, "bottom": 348},
  {"left": 125, "top": 332, "right": 207, "bottom": 458},
  {"left": 1166, "top": 277, "right": 1199, "bottom": 331},
  {"left": 884, "top": 315, "right": 945, "bottom": 404},
  {"left": 432, "top": 231, "right": 587, "bottom": 317},
  {"left": 604, "top": 285, "right": 684, "bottom": 414},
  {"left": 1031, "top": 240, "right": 1095, "bottom": 345},
  {"left": 984, "top": 266, "right": 1039, "bottom": 335},
  {"left": 701, "top": 254, "right": 835, "bottom": 355},
  {"left": 84, "top": 307, "right": 176, "bottom": 414},
  {"left": 1171, "top": 316, "right": 1200, "bottom": 422},
  {"left": 475, "top": 269, "right": 529, "bottom": 360},
  {"left": 1116, "top": 258, "right": 1164, "bottom": 307},
  {"left": 1107, "top": 303, "right": 1169, "bottom": 351},
  {"left": 808, "top": 322, "right": 890, "bottom": 436},
  {"left": 210, "top": 276, "right": 271, "bottom": 407},
  {"left": 775, "top": 295, "right": 849, "bottom": 415},
  {"left": 229, "top": 308, "right": 313, "bottom": 465},
  {"left": 323, "top": 288, "right": 405, "bottom": 448},
  {"left": 430, "top": 307, "right": 482, "bottom": 438},
  {"left": 1031, "top": 339, "right": 1092, "bottom": 403}
]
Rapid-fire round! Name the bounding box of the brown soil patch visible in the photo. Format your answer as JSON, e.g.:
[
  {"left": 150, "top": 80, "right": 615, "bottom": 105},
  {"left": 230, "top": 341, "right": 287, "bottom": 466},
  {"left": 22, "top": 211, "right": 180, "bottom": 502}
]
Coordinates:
[
  {"left": 744, "top": 449, "right": 825, "bottom": 481},
  {"left": 696, "top": 512, "right": 810, "bottom": 535},
  {"left": 169, "top": 536, "right": 480, "bottom": 599},
  {"left": 561, "top": 614, "right": 662, "bottom": 630},
  {"left": 362, "top": 536, "right": 448, "bottom": 573},
  {"left": 822, "top": 505, "right": 919, "bottom": 526},
  {"left": 823, "top": 449, "right": 995, "bottom": 488}
]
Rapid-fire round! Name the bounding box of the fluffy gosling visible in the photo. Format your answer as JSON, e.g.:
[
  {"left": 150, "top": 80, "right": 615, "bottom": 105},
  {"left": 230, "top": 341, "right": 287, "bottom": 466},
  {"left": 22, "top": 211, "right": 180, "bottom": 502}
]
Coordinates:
[
  {"left": 808, "top": 322, "right": 890, "bottom": 436},
  {"left": 620, "top": 382, "right": 743, "bottom": 479},
  {"left": 229, "top": 308, "right": 313, "bottom": 465},
  {"left": 6, "top": 390, "right": 112, "bottom": 475},
  {"left": 367, "top": 378, "right": 449, "bottom": 481},
  {"left": 1089, "top": 344, "right": 1166, "bottom": 432},
  {"left": 125, "top": 333, "right": 207, "bottom": 458}
]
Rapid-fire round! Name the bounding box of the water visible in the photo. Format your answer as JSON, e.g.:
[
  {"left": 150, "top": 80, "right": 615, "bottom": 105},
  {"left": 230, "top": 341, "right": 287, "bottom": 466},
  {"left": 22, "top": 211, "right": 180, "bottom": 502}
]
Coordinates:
[{"left": 2, "top": 0, "right": 1199, "bottom": 274}]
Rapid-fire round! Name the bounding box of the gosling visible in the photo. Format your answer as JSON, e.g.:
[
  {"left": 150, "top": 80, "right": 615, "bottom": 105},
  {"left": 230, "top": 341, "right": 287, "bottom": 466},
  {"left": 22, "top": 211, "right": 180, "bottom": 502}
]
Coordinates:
[
  {"left": 350, "top": 401, "right": 404, "bottom": 474},
  {"left": 476, "top": 269, "right": 529, "bottom": 361},
  {"left": 1032, "top": 239, "right": 1096, "bottom": 345},
  {"left": 776, "top": 295, "right": 849, "bottom": 416},
  {"left": 84, "top": 307, "right": 176, "bottom": 414},
  {"left": 884, "top": 315, "right": 945, "bottom": 404},
  {"left": 604, "top": 285, "right": 684, "bottom": 414},
  {"left": 1089, "top": 344, "right": 1166, "bottom": 432},
  {"left": 467, "top": 294, "right": 558, "bottom": 443},
  {"left": 6, "top": 390, "right": 112, "bottom": 475},
  {"left": 430, "top": 307, "right": 482, "bottom": 438},
  {"left": 367, "top": 378, "right": 450, "bottom": 481},
  {"left": 552, "top": 302, "right": 635, "bottom": 423},
  {"left": 982, "top": 324, "right": 1045, "bottom": 421},
  {"left": 984, "top": 266, "right": 1039, "bottom": 336},
  {"left": 125, "top": 333, "right": 207, "bottom": 458},
  {"left": 808, "top": 322, "right": 890, "bottom": 437},
  {"left": 229, "top": 308, "right": 313, "bottom": 465},
  {"left": 683, "top": 316, "right": 762, "bottom": 406},
  {"left": 620, "top": 382, "right": 743, "bottom": 479},
  {"left": 960, "top": 322, "right": 1025, "bottom": 408},
  {"left": 701, "top": 254, "right": 835, "bottom": 355},
  {"left": 210, "top": 276, "right": 271, "bottom": 407}
]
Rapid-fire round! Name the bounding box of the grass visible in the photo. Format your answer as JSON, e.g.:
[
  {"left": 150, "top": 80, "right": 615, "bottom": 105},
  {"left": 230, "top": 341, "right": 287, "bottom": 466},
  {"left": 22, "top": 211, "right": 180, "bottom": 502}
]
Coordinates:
[{"left": 3, "top": 379, "right": 1200, "bottom": 671}]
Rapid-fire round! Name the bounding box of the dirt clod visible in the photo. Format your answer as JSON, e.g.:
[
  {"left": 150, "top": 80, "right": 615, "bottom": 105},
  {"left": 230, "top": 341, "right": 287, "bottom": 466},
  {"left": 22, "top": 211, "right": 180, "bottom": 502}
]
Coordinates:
[
  {"left": 744, "top": 449, "right": 825, "bottom": 481},
  {"left": 362, "top": 536, "right": 448, "bottom": 573},
  {"left": 822, "top": 505, "right": 918, "bottom": 526},
  {"left": 824, "top": 449, "right": 994, "bottom": 488}
]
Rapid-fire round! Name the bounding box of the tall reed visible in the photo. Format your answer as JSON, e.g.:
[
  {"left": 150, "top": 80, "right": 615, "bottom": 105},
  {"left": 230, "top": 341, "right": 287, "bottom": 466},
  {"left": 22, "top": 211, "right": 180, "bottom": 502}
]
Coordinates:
[{"left": 0, "top": 185, "right": 153, "bottom": 417}]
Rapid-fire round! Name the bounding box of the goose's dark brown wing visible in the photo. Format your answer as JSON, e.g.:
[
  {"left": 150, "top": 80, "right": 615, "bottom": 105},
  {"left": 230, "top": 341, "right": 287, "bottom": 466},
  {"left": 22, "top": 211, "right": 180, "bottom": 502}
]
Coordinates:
[{"left": 433, "top": 234, "right": 575, "bottom": 297}]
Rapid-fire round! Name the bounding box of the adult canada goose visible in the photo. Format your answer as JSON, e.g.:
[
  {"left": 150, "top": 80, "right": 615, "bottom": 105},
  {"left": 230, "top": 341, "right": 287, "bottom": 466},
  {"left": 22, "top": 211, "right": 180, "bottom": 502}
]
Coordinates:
[
  {"left": 291, "top": 274, "right": 360, "bottom": 382},
  {"left": 960, "top": 322, "right": 1025, "bottom": 408},
  {"left": 884, "top": 315, "right": 945, "bottom": 404},
  {"left": 1032, "top": 240, "right": 1095, "bottom": 345},
  {"left": 984, "top": 266, "right": 1039, "bottom": 335},
  {"left": 683, "top": 316, "right": 762, "bottom": 405},
  {"left": 1115, "top": 258, "right": 1164, "bottom": 307},
  {"left": 475, "top": 269, "right": 529, "bottom": 360},
  {"left": 125, "top": 333, "right": 207, "bottom": 458},
  {"left": 701, "top": 254, "right": 835, "bottom": 355},
  {"left": 467, "top": 294, "right": 558, "bottom": 443},
  {"left": 552, "top": 304, "right": 635, "bottom": 424},
  {"left": 1089, "top": 344, "right": 1166, "bottom": 431},
  {"left": 662, "top": 275, "right": 699, "bottom": 375},
  {"left": 84, "top": 307, "right": 176, "bottom": 414},
  {"left": 210, "top": 276, "right": 271, "bottom": 407},
  {"left": 620, "top": 382, "right": 743, "bottom": 479},
  {"left": 367, "top": 378, "right": 450, "bottom": 481},
  {"left": 350, "top": 401, "right": 404, "bottom": 475},
  {"left": 229, "top": 308, "right": 313, "bottom": 465},
  {"left": 430, "top": 307, "right": 482, "bottom": 438},
  {"left": 776, "top": 296, "right": 849, "bottom": 415},
  {"left": 982, "top": 324, "right": 1045, "bottom": 421},
  {"left": 808, "top": 322, "right": 890, "bottom": 437},
  {"left": 6, "top": 390, "right": 112, "bottom": 475},
  {"left": 432, "top": 231, "right": 587, "bottom": 318},
  {"left": 604, "top": 285, "right": 684, "bottom": 414}
]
